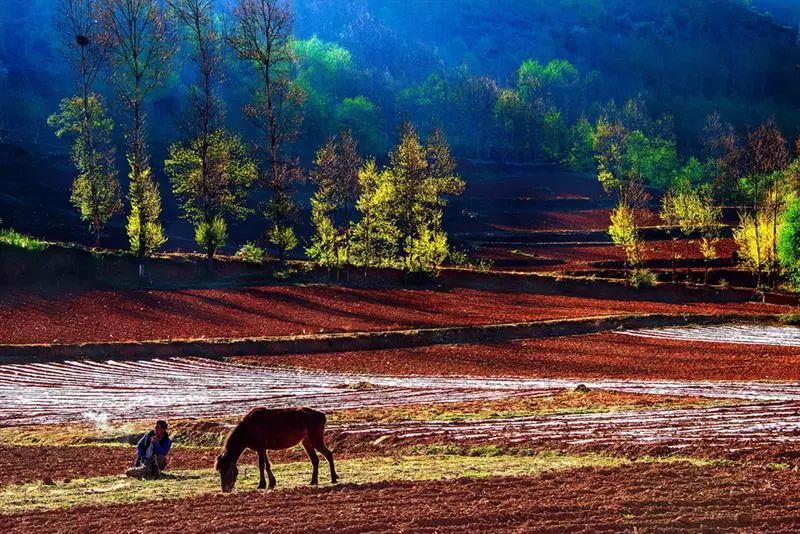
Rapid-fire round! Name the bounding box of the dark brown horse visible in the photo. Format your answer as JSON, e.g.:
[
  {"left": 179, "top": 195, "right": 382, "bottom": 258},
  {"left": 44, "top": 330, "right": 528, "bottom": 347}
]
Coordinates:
[{"left": 214, "top": 407, "right": 338, "bottom": 493}]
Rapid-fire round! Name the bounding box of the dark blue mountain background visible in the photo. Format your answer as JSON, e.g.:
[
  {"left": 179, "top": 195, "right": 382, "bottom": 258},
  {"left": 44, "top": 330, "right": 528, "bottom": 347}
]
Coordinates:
[{"left": 2, "top": 0, "right": 800, "bottom": 248}]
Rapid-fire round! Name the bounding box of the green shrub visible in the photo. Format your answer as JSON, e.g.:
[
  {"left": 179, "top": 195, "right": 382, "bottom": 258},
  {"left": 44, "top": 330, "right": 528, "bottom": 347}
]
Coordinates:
[
  {"left": 194, "top": 217, "right": 228, "bottom": 258},
  {"left": 779, "top": 313, "right": 800, "bottom": 326},
  {"left": 235, "top": 242, "right": 264, "bottom": 264},
  {"left": 0, "top": 228, "right": 48, "bottom": 251},
  {"left": 629, "top": 269, "right": 657, "bottom": 289}
]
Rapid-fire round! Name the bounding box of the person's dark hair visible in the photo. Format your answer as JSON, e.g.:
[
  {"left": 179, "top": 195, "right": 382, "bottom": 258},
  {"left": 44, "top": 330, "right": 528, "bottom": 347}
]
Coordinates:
[{"left": 156, "top": 420, "right": 168, "bottom": 430}]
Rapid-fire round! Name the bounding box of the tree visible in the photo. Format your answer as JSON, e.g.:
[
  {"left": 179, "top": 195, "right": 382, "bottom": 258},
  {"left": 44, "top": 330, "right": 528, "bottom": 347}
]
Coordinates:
[
  {"left": 734, "top": 209, "right": 782, "bottom": 287},
  {"left": 50, "top": 0, "right": 122, "bottom": 246},
  {"left": 622, "top": 130, "right": 679, "bottom": 190},
  {"left": 609, "top": 181, "right": 650, "bottom": 270},
  {"left": 778, "top": 196, "right": 800, "bottom": 286},
  {"left": 48, "top": 95, "right": 122, "bottom": 246},
  {"left": 307, "top": 131, "right": 363, "bottom": 272},
  {"left": 165, "top": 131, "right": 257, "bottom": 263},
  {"left": 660, "top": 178, "right": 721, "bottom": 283},
  {"left": 731, "top": 119, "right": 791, "bottom": 287},
  {"left": 695, "top": 185, "right": 723, "bottom": 285},
  {"left": 405, "top": 226, "right": 449, "bottom": 274},
  {"left": 166, "top": 0, "right": 256, "bottom": 266},
  {"left": 227, "top": 0, "right": 305, "bottom": 266},
  {"left": 101, "top": 0, "right": 173, "bottom": 270},
  {"left": 125, "top": 163, "right": 166, "bottom": 256},
  {"left": 565, "top": 115, "right": 595, "bottom": 172},
  {"left": 349, "top": 160, "right": 398, "bottom": 269}
]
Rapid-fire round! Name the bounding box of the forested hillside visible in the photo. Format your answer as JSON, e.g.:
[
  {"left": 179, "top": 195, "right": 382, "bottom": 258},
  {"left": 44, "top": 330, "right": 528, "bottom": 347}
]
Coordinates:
[
  {"left": 2, "top": 0, "right": 800, "bottom": 256},
  {"left": 2, "top": 0, "right": 799, "bottom": 156}
]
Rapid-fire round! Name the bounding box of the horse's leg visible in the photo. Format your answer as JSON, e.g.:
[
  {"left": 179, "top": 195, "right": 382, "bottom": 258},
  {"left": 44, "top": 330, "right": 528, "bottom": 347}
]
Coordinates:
[
  {"left": 302, "top": 438, "right": 320, "bottom": 485},
  {"left": 257, "top": 449, "right": 267, "bottom": 490},
  {"left": 310, "top": 429, "right": 338, "bottom": 483},
  {"left": 265, "top": 451, "right": 277, "bottom": 489}
]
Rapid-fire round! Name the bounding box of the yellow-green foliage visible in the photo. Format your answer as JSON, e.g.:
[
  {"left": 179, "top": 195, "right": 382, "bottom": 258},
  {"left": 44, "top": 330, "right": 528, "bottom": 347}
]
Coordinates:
[
  {"left": 609, "top": 202, "right": 643, "bottom": 266},
  {"left": 734, "top": 210, "right": 782, "bottom": 277},
  {"left": 0, "top": 228, "right": 48, "bottom": 251},
  {"left": 350, "top": 160, "right": 400, "bottom": 267},
  {"left": 194, "top": 216, "right": 228, "bottom": 257},
  {"left": 165, "top": 130, "right": 256, "bottom": 224},
  {"left": 404, "top": 226, "right": 449, "bottom": 273},
  {"left": 48, "top": 94, "right": 122, "bottom": 242},
  {"left": 127, "top": 164, "right": 166, "bottom": 257}
]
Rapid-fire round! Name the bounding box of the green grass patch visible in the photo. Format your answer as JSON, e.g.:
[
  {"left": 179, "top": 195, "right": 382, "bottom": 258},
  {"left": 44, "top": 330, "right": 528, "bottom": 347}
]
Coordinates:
[
  {"left": 1, "top": 452, "right": 630, "bottom": 515},
  {"left": 0, "top": 228, "right": 48, "bottom": 251}
]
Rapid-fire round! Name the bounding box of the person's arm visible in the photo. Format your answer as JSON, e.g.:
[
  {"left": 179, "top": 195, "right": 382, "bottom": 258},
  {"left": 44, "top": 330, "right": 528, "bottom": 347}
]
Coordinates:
[
  {"left": 153, "top": 435, "right": 171, "bottom": 456},
  {"left": 136, "top": 432, "right": 150, "bottom": 458}
]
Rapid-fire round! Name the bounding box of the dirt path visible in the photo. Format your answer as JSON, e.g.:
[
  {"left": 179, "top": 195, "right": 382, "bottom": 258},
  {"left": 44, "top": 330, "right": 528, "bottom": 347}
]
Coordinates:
[{"left": 4, "top": 463, "right": 800, "bottom": 532}]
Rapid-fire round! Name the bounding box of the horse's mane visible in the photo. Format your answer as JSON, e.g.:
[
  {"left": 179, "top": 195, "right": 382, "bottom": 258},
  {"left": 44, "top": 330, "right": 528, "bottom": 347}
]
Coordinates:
[{"left": 221, "top": 418, "right": 246, "bottom": 455}]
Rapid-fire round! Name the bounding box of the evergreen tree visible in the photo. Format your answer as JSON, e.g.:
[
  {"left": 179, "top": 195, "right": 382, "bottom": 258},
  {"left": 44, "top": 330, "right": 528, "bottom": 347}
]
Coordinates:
[{"left": 384, "top": 125, "right": 464, "bottom": 271}]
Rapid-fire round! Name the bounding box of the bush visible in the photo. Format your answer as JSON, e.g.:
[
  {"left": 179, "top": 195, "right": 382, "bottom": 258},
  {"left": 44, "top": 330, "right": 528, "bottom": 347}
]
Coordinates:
[
  {"left": 0, "top": 228, "right": 48, "bottom": 251},
  {"left": 235, "top": 242, "right": 264, "bottom": 264},
  {"left": 267, "top": 225, "right": 298, "bottom": 262},
  {"left": 629, "top": 269, "right": 657, "bottom": 289},
  {"left": 194, "top": 217, "right": 227, "bottom": 258},
  {"left": 779, "top": 313, "right": 800, "bottom": 326},
  {"left": 405, "top": 228, "right": 449, "bottom": 273}
]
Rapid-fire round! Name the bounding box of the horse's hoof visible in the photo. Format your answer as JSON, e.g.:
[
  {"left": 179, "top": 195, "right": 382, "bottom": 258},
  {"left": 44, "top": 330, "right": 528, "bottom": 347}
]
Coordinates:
[
  {"left": 310, "top": 480, "right": 318, "bottom": 486},
  {"left": 257, "top": 483, "right": 266, "bottom": 490}
]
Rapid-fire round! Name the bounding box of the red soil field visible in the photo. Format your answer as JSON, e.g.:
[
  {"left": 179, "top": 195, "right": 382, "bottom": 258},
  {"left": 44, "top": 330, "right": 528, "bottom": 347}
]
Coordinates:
[
  {"left": 256, "top": 331, "right": 800, "bottom": 381},
  {"left": 5, "top": 463, "right": 800, "bottom": 532},
  {"left": 481, "top": 238, "right": 738, "bottom": 272},
  {"left": 0, "top": 285, "right": 785, "bottom": 345},
  {"left": 488, "top": 208, "right": 661, "bottom": 232}
]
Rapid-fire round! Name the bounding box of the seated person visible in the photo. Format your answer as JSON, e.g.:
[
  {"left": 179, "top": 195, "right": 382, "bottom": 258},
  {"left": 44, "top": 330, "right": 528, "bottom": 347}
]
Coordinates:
[{"left": 126, "top": 420, "right": 172, "bottom": 479}]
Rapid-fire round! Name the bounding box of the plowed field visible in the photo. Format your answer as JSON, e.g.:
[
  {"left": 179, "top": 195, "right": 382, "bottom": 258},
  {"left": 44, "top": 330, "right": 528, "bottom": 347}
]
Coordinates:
[
  {"left": 5, "top": 463, "right": 800, "bottom": 533},
  {"left": 257, "top": 330, "right": 800, "bottom": 380},
  {"left": 0, "top": 285, "right": 785, "bottom": 345}
]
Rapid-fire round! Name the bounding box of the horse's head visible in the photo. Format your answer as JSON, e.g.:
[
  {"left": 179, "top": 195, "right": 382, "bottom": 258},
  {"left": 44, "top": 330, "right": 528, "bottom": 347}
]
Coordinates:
[{"left": 215, "top": 453, "right": 238, "bottom": 493}]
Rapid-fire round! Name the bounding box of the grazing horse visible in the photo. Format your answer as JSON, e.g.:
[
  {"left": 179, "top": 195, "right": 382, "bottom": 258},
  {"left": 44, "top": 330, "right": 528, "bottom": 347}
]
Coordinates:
[{"left": 214, "top": 407, "right": 338, "bottom": 493}]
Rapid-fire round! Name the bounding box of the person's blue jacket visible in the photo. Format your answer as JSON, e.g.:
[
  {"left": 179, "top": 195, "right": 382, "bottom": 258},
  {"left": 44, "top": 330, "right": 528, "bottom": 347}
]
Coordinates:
[{"left": 136, "top": 430, "right": 172, "bottom": 458}]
